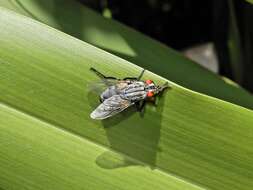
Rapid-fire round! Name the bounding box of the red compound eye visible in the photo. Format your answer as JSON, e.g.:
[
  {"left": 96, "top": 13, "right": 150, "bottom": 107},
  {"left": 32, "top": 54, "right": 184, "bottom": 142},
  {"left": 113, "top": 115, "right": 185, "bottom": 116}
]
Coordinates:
[
  {"left": 145, "top": 79, "right": 153, "bottom": 84},
  {"left": 147, "top": 91, "right": 154, "bottom": 97}
]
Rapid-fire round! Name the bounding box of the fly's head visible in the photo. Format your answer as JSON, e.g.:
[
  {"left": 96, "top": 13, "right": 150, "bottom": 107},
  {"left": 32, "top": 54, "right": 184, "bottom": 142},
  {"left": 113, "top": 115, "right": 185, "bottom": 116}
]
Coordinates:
[
  {"left": 144, "top": 79, "right": 157, "bottom": 100},
  {"left": 145, "top": 79, "right": 169, "bottom": 100}
]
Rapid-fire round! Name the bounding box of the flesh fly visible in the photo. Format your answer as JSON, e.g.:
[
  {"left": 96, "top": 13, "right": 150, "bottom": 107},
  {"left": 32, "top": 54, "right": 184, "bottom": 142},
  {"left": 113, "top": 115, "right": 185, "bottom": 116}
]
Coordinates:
[{"left": 90, "top": 67, "right": 169, "bottom": 120}]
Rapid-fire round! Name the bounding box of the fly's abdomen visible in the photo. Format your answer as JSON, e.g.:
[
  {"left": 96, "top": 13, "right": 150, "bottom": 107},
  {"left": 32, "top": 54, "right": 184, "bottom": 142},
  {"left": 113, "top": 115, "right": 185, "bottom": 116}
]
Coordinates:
[
  {"left": 100, "top": 81, "right": 129, "bottom": 101},
  {"left": 100, "top": 86, "right": 118, "bottom": 101}
]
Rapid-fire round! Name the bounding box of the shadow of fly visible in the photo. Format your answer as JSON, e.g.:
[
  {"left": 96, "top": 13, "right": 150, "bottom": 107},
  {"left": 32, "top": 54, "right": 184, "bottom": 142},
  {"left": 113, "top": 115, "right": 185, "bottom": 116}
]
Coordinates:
[{"left": 90, "top": 67, "right": 170, "bottom": 120}]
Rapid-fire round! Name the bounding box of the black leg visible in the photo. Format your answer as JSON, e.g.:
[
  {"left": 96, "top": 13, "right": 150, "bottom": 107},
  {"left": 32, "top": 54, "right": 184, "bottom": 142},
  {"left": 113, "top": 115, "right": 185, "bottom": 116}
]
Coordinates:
[
  {"left": 135, "top": 100, "right": 146, "bottom": 112},
  {"left": 123, "top": 69, "right": 145, "bottom": 80},
  {"left": 123, "top": 77, "right": 138, "bottom": 80},
  {"left": 137, "top": 69, "right": 145, "bottom": 80},
  {"left": 91, "top": 67, "right": 145, "bottom": 81},
  {"left": 104, "top": 76, "right": 118, "bottom": 80},
  {"left": 90, "top": 67, "right": 118, "bottom": 80},
  {"left": 90, "top": 67, "right": 106, "bottom": 79},
  {"left": 150, "top": 97, "right": 158, "bottom": 106},
  {"left": 135, "top": 102, "right": 141, "bottom": 111},
  {"left": 158, "top": 82, "right": 171, "bottom": 94}
]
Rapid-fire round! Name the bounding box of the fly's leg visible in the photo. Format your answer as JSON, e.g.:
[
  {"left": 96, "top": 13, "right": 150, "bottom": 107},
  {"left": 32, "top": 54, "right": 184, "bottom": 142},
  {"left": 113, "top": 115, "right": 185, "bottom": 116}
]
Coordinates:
[
  {"left": 123, "top": 69, "right": 145, "bottom": 81},
  {"left": 135, "top": 100, "right": 146, "bottom": 112},
  {"left": 91, "top": 67, "right": 145, "bottom": 81},
  {"left": 90, "top": 67, "right": 119, "bottom": 86},
  {"left": 90, "top": 67, "right": 118, "bottom": 80},
  {"left": 158, "top": 82, "right": 171, "bottom": 93},
  {"left": 135, "top": 102, "right": 141, "bottom": 111},
  {"left": 137, "top": 100, "right": 146, "bottom": 117},
  {"left": 137, "top": 69, "right": 145, "bottom": 80},
  {"left": 151, "top": 97, "right": 158, "bottom": 106},
  {"left": 123, "top": 77, "right": 138, "bottom": 80},
  {"left": 90, "top": 67, "right": 106, "bottom": 79}
]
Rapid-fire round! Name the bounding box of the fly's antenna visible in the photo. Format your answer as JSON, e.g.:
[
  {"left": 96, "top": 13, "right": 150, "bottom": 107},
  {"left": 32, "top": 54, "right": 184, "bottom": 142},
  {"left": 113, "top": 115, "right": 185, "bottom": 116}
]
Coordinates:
[
  {"left": 90, "top": 67, "right": 106, "bottom": 79},
  {"left": 137, "top": 69, "right": 145, "bottom": 80}
]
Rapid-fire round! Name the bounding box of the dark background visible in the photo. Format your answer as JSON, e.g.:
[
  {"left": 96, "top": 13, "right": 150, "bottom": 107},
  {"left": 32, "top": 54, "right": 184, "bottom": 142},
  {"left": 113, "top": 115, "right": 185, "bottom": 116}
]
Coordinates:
[{"left": 79, "top": 0, "right": 253, "bottom": 92}]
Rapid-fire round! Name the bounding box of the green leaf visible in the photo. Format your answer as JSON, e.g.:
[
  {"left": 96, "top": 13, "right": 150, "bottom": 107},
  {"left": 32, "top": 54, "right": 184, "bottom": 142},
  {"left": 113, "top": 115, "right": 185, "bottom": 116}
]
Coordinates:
[
  {"left": 228, "top": 0, "right": 243, "bottom": 83},
  {"left": 0, "top": 0, "right": 253, "bottom": 109},
  {"left": 0, "top": 104, "right": 201, "bottom": 190},
  {"left": 246, "top": 0, "right": 253, "bottom": 4},
  {"left": 0, "top": 7, "right": 253, "bottom": 190}
]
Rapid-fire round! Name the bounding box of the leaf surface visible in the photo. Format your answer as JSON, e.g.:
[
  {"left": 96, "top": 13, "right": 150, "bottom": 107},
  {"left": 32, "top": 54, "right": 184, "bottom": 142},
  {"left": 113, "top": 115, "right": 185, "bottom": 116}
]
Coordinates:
[
  {"left": 0, "top": 7, "right": 253, "bottom": 190},
  {"left": 0, "top": 0, "right": 253, "bottom": 109}
]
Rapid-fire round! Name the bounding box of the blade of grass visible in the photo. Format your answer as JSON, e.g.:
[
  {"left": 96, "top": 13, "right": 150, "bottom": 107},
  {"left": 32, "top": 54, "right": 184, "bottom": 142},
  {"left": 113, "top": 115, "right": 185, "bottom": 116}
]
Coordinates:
[
  {"left": 0, "top": 7, "right": 253, "bottom": 190},
  {"left": 0, "top": 103, "right": 203, "bottom": 190},
  {"left": 227, "top": 0, "right": 243, "bottom": 83},
  {"left": 0, "top": 0, "right": 253, "bottom": 109},
  {"left": 245, "top": 0, "right": 253, "bottom": 4}
]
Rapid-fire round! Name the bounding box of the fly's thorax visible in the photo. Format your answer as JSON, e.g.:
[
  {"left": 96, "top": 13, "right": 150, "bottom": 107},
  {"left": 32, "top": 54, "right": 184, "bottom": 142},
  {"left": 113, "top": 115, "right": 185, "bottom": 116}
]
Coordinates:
[
  {"left": 123, "top": 81, "right": 145, "bottom": 94},
  {"left": 120, "top": 91, "right": 146, "bottom": 102},
  {"left": 116, "top": 81, "right": 129, "bottom": 90},
  {"left": 120, "top": 81, "right": 146, "bottom": 101}
]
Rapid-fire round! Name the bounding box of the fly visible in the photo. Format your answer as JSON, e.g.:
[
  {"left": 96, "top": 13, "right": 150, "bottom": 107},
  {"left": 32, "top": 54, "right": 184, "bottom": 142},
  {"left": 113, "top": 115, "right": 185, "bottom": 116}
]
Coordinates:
[{"left": 89, "top": 67, "right": 170, "bottom": 120}]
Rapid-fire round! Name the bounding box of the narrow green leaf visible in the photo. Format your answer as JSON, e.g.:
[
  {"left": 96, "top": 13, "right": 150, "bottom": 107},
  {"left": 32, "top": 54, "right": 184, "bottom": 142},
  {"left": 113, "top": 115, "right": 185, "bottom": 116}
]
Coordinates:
[
  {"left": 0, "top": 7, "right": 253, "bottom": 190},
  {"left": 0, "top": 0, "right": 253, "bottom": 109},
  {"left": 228, "top": 0, "right": 243, "bottom": 83},
  {"left": 0, "top": 104, "right": 202, "bottom": 190},
  {"left": 246, "top": 0, "right": 253, "bottom": 4}
]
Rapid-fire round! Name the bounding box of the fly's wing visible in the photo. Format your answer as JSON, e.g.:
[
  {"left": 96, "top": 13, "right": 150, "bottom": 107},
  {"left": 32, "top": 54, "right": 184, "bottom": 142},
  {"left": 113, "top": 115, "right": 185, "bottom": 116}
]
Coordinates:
[
  {"left": 87, "top": 80, "right": 118, "bottom": 95},
  {"left": 90, "top": 95, "right": 133, "bottom": 120}
]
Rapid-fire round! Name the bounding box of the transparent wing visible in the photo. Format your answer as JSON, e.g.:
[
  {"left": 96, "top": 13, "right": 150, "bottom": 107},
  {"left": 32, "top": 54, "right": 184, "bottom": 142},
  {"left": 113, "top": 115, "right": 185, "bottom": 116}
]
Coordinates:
[
  {"left": 87, "top": 80, "right": 118, "bottom": 95},
  {"left": 90, "top": 95, "right": 134, "bottom": 120}
]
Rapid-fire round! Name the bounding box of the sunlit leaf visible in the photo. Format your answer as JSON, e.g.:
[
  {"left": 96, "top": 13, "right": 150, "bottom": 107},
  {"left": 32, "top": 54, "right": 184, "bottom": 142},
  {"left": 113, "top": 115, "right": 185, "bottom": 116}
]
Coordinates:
[
  {"left": 0, "top": 0, "right": 253, "bottom": 109},
  {"left": 0, "top": 7, "right": 253, "bottom": 190}
]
